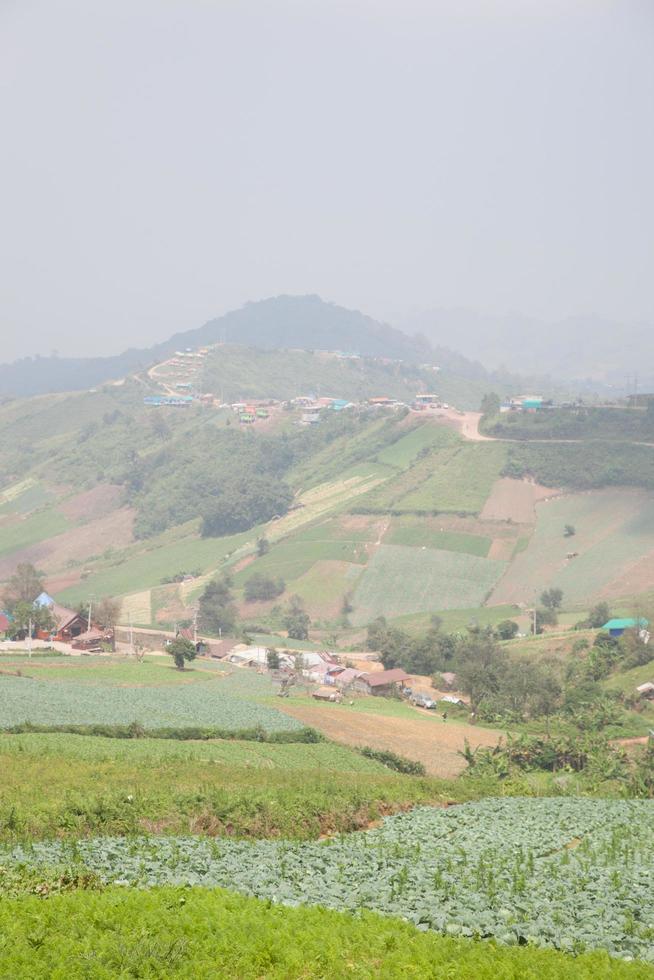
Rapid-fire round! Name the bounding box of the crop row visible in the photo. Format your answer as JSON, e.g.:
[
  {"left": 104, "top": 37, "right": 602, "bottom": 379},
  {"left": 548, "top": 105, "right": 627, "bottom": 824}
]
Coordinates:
[
  {"left": 4, "top": 798, "right": 653, "bottom": 960},
  {"left": 0, "top": 675, "right": 300, "bottom": 733}
]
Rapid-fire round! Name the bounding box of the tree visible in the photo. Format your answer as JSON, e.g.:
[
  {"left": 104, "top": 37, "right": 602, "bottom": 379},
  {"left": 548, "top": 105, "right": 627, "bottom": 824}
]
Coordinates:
[
  {"left": 480, "top": 392, "right": 501, "bottom": 418},
  {"left": 283, "top": 595, "right": 311, "bottom": 641},
  {"left": 587, "top": 601, "right": 611, "bottom": 629},
  {"left": 495, "top": 619, "right": 519, "bottom": 641},
  {"left": 266, "top": 648, "right": 281, "bottom": 670},
  {"left": 366, "top": 616, "right": 388, "bottom": 651},
  {"left": 455, "top": 634, "right": 508, "bottom": 713},
  {"left": 244, "top": 574, "right": 285, "bottom": 603},
  {"left": 256, "top": 537, "right": 270, "bottom": 557},
  {"left": 168, "top": 637, "right": 197, "bottom": 670},
  {"left": 94, "top": 596, "right": 122, "bottom": 650},
  {"left": 564, "top": 524, "right": 576, "bottom": 537},
  {"left": 534, "top": 607, "right": 558, "bottom": 632},
  {"left": 201, "top": 476, "right": 293, "bottom": 537},
  {"left": 540, "top": 588, "right": 563, "bottom": 611},
  {"left": 8, "top": 600, "right": 55, "bottom": 640},
  {"left": 2, "top": 563, "right": 45, "bottom": 613},
  {"left": 197, "top": 576, "right": 238, "bottom": 635}
]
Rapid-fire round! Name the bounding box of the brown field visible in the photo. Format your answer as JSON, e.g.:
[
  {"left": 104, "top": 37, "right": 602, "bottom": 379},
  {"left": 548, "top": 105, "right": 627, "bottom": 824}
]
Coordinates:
[
  {"left": 488, "top": 538, "right": 516, "bottom": 560},
  {"left": 59, "top": 484, "right": 124, "bottom": 522},
  {"left": 279, "top": 703, "right": 501, "bottom": 777},
  {"left": 0, "top": 506, "right": 135, "bottom": 579},
  {"left": 481, "top": 477, "right": 558, "bottom": 524}
]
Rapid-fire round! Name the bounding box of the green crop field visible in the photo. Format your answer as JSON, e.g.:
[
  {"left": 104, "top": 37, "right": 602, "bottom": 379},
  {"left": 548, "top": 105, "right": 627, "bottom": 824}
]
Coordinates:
[
  {"left": 0, "top": 670, "right": 299, "bottom": 733},
  {"left": 376, "top": 422, "right": 458, "bottom": 469},
  {"left": 234, "top": 527, "right": 370, "bottom": 588},
  {"left": 0, "top": 507, "right": 70, "bottom": 559},
  {"left": 491, "top": 489, "right": 654, "bottom": 606},
  {"left": 351, "top": 544, "right": 505, "bottom": 624},
  {"left": 395, "top": 442, "right": 507, "bottom": 514},
  {"left": 385, "top": 517, "right": 491, "bottom": 556},
  {"left": 4, "top": 798, "right": 653, "bottom": 962},
  {"left": 55, "top": 523, "right": 255, "bottom": 607},
  {"left": 3, "top": 888, "right": 646, "bottom": 980},
  {"left": 14, "top": 658, "right": 216, "bottom": 687},
  {"left": 0, "top": 480, "right": 52, "bottom": 515}
]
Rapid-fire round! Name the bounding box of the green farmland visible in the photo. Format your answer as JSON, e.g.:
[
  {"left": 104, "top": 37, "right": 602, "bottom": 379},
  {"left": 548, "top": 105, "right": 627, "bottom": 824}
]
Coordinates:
[
  {"left": 351, "top": 544, "right": 505, "bottom": 624},
  {"left": 4, "top": 798, "right": 653, "bottom": 964},
  {"left": 375, "top": 421, "right": 458, "bottom": 469},
  {"left": 3, "top": 888, "right": 647, "bottom": 979},
  {"left": 385, "top": 516, "right": 491, "bottom": 556},
  {"left": 0, "top": 669, "right": 299, "bottom": 733},
  {"left": 395, "top": 442, "right": 507, "bottom": 514}
]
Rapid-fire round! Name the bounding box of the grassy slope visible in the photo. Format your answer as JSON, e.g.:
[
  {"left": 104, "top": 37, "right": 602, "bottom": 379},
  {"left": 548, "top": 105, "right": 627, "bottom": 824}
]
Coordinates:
[
  {"left": 0, "top": 732, "right": 448, "bottom": 841},
  {"left": 1, "top": 887, "right": 649, "bottom": 979}
]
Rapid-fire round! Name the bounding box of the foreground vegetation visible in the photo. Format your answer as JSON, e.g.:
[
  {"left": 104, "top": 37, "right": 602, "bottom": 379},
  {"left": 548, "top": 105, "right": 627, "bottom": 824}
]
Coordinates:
[
  {"left": 3, "top": 798, "right": 653, "bottom": 962},
  {"left": 0, "top": 732, "right": 450, "bottom": 841},
  {"left": 2, "top": 886, "right": 649, "bottom": 979}
]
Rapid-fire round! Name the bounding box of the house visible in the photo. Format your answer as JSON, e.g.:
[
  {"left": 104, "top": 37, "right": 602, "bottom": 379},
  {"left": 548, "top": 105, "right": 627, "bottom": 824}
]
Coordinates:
[
  {"left": 368, "top": 396, "right": 393, "bottom": 407},
  {"left": 601, "top": 617, "right": 650, "bottom": 638},
  {"left": 414, "top": 394, "right": 440, "bottom": 408},
  {"left": 353, "top": 668, "right": 410, "bottom": 697},
  {"left": 636, "top": 682, "right": 654, "bottom": 700},
  {"left": 227, "top": 646, "right": 294, "bottom": 669},
  {"left": 71, "top": 629, "right": 106, "bottom": 652},
  {"left": 330, "top": 667, "right": 366, "bottom": 689},
  {"left": 50, "top": 603, "right": 88, "bottom": 642}
]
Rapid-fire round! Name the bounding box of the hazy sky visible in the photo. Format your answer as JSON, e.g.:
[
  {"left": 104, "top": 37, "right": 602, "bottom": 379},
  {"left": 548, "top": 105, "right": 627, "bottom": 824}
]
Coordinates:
[{"left": 1, "top": 0, "right": 653, "bottom": 362}]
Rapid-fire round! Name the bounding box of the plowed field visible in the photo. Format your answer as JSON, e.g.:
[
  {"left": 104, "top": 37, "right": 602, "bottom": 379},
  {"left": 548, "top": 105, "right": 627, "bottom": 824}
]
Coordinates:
[{"left": 279, "top": 703, "right": 501, "bottom": 777}]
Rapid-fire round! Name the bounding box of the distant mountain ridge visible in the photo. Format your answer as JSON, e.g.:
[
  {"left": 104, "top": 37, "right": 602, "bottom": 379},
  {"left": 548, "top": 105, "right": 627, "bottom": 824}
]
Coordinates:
[
  {"left": 396, "top": 309, "right": 654, "bottom": 390},
  {"left": 0, "top": 295, "right": 491, "bottom": 398}
]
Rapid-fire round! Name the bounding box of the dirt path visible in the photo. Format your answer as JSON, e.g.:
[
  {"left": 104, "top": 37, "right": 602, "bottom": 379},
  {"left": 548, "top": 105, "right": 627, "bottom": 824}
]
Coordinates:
[{"left": 279, "top": 703, "right": 502, "bottom": 778}]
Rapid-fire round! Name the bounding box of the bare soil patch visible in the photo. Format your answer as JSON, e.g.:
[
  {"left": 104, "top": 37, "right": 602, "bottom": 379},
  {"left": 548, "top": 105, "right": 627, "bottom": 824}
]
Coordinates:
[
  {"left": 44, "top": 571, "right": 82, "bottom": 593},
  {"left": 279, "top": 703, "right": 501, "bottom": 778},
  {"left": 59, "top": 485, "right": 124, "bottom": 522},
  {"left": 0, "top": 506, "right": 135, "bottom": 578},
  {"left": 481, "top": 478, "right": 559, "bottom": 524},
  {"left": 233, "top": 554, "right": 257, "bottom": 574},
  {"left": 488, "top": 538, "right": 516, "bottom": 561}
]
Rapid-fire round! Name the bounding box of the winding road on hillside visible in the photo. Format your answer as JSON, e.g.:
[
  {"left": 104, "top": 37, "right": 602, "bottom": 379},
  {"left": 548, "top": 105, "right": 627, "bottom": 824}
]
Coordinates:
[{"left": 440, "top": 409, "right": 654, "bottom": 448}]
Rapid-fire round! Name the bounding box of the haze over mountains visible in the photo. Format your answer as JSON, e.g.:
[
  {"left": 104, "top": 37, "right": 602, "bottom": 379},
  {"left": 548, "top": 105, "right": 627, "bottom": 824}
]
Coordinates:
[
  {"left": 0, "top": 295, "right": 491, "bottom": 398},
  {"left": 0, "top": 294, "right": 629, "bottom": 400},
  {"left": 397, "top": 309, "right": 653, "bottom": 389}
]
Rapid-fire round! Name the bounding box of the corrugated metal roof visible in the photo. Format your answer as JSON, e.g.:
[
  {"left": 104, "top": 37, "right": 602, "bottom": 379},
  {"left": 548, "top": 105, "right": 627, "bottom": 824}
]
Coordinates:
[
  {"left": 361, "top": 668, "right": 409, "bottom": 687},
  {"left": 602, "top": 618, "right": 649, "bottom": 630}
]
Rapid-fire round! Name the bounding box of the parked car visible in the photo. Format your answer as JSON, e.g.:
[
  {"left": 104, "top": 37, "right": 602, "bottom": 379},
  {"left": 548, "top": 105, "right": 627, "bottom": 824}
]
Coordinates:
[{"left": 410, "top": 693, "right": 437, "bottom": 710}]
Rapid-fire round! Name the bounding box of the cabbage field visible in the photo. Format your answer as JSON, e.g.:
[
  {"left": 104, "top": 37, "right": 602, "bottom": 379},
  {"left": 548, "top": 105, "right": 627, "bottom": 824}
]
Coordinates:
[
  {"left": 0, "top": 674, "right": 300, "bottom": 733},
  {"left": 5, "top": 797, "right": 653, "bottom": 961}
]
